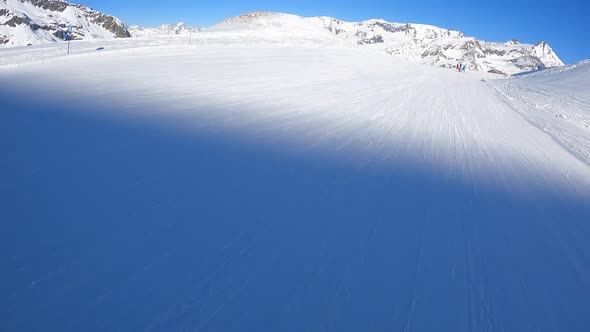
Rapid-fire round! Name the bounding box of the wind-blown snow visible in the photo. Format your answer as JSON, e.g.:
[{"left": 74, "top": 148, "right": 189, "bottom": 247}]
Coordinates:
[{"left": 1, "top": 35, "right": 589, "bottom": 332}]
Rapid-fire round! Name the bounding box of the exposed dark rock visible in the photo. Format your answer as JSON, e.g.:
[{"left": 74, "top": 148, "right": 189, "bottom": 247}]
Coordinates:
[
  {"left": 326, "top": 27, "right": 345, "bottom": 35},
  {"left": 53, "top": 30, "right": 68, "bottom": 39},
  {"left": 355, "top": 31, "right": 367, "bottom": 39},
  {"left": 23, "top": 0, "right": 68, "bottom": 12},
  {"left": 484, "top": 48, "right": 507, "bottom": 56},
  {"left": 92, "top": 14, "right": 131, "bottom": 38},
  {"left": 3, "top": 15, "right": 29, "bottom": 27},
  {"left": 357, "top": 35, "right": 384, "bottom": 45},
  {"left": 488, "top": 69, "right": 507, "bottom": 75},
  {"left": 421, "top": 46, "right": 448, "bottom": 59},
  {"left": 372, "top": 22, "right": 416, "bottom": 36},
  {"left": 10, "top": 0, "right": 132, "bottom": 38},
  {"left": 511, "top": 56, "right": 546, "bottom": 70},
  {"left": 1, "top": 9, "right": 63, "bottom": 36},
  {"left": 323, "top": 17, "right": 345, "bottom": 35},
  {"left": 52, "top": 29, "right": 83, "bottom": 40},
  {"left": 534, "top": 41, "right": 546, "bottom": 47}
]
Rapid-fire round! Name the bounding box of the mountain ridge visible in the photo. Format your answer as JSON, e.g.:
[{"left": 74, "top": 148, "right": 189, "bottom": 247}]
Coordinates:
[
  {"left": 1, "top": 5, "right": 566, "bottom": 75},
  {"left": 129, "top": 22, "right": 200, "bottom": 37},
  {"left": 0, "top": 0, "right": 130, "bottom": 47},
  {"left": 215, "top": 12, "right": 564, "bottom": 75}
]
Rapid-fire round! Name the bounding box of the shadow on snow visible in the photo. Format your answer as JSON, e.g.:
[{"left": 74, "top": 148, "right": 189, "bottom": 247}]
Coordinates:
[{"left": 1, "top": 80, "right": 589, "bottom": 332}]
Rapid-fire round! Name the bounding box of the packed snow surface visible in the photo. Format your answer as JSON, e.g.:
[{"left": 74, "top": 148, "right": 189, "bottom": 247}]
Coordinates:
[
  {"left": 492, "top": 61, "right": 590, "bottom": 164},
  {"left": 1, "top": 36, "right": 589, "bottom": 332}
]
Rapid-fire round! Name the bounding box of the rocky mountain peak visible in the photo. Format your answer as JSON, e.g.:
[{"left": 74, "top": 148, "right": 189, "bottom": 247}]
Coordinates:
[
  {"left": 215, "top": 12, "right": 565, "bottom": 75},
  {"left": 0, "top": 0, "right": 130, "bottom": 47}
]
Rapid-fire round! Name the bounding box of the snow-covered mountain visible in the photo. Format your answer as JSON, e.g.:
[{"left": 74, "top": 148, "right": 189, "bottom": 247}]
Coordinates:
[
  {"left": 129, "top": 22, "right": 200, "bottom": 37},
  {"left": 214, "top": 12, "right": 564, "bottom": 75},
  {"left": 0, "top": 0, "right": 130, "bottom": 47},
  {"left": 0, "top": 6, "right": 565, "bottom": 75}
]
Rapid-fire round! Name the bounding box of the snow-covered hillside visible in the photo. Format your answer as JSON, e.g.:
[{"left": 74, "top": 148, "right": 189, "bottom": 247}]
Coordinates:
[
  {"left": 214, "top": 12, "right": 564, "bottom": 75},
  {"left": 1, "top": 6, "right": 564, "bottom": 74},
  {"left": 493, "top": 60, "right": 590, "bottom": 163},
  {"left": 0, "top": 0, "right": 130, "bottom": 47},
  {"left": 1, "top": 36, "right": 589, "bottom": 331},
  {"left": 129, "top": 22, "right": 200, "bottom": 37}
]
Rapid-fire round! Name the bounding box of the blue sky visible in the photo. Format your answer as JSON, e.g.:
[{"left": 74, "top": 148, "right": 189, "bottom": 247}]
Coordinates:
[{"left": 83, "top": 0, "right": 589, "bottom": 64}]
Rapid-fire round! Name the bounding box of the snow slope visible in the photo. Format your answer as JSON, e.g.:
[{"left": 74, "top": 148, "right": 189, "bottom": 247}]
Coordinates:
[
  {"left": 0, "top": 0, "right": 130, "bottom": 48},
  {"left": 1, "top": 6, "right": 564, "bottom": 75},
  {"left": 212, "top": 12, "right": 564, "bottom": 74},
  {"left": 492, "top": 60, "right": 590, "bottom": 164},
  {"left": 1, "top": 38, "right": 589, "bottom": 332}
]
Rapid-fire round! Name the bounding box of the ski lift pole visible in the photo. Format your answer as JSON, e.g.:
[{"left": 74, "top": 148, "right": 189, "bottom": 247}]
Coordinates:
[
  {"left": 66, "top": 24, "right": 72, "bottom": 55},
  {"left": 67, "top": 24, "right": 72, "bottom": 55}
]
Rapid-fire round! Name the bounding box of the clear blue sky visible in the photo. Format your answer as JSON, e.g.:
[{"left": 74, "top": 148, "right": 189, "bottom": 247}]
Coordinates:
[{"left": 82, "top": 0, "right": 589, "bottom": 64}]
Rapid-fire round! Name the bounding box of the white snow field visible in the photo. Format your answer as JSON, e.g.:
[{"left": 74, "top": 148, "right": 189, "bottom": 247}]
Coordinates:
[
  {"left": 1, "top": 37, "right": 590, "bottom": 332},
  {"left": 492, "top": 61, "right": 590, "bottom": 164}
]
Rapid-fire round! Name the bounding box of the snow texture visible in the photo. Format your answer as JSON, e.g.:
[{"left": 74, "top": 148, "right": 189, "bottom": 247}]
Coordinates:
[{"left": 1, "top": 29, "right": 589, "bottom": 332}]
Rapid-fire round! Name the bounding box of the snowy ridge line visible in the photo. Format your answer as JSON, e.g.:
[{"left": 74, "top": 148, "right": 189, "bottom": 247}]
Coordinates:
[
  {"left": 128, "top": 22, "right": 201, "bottom": 37},
  {"left": 2, "top": 6, "right": 565, "bottom": 75},
  {"left": 212, "top": 11, "right": 564, "bottom": 75},
  {"left": 512, "top": 59, "right": 590, "bottom": 78}
]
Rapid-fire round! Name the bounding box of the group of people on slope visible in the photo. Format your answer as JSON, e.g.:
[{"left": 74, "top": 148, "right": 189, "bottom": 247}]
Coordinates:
[{"left": 455, "top": 63, "right": 467, "bottom": 72}]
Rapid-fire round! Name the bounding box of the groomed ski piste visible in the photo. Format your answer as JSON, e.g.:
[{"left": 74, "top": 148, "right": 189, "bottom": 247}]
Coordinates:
[{"left": 1, "top": 20, "right": 590, "bottom": 332}]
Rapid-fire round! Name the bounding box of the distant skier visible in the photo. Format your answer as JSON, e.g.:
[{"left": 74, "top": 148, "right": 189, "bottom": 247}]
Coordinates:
[{"left": 460, "top": 64, "right": 466, "bottom": 72}]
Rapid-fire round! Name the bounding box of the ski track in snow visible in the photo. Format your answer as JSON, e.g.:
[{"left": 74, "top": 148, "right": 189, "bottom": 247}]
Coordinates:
[
  {"left": 491, "top": 63, "right": 590, "bottom": 166},
  {"left": 1, "top": 41, "right": 590, "bottom": 332}
]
